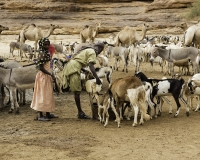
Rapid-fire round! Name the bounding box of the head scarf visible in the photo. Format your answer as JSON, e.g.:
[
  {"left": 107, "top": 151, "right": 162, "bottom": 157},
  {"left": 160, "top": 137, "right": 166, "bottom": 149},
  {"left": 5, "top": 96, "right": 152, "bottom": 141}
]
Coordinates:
[
  {"left": 73, "top": 42, "right": 105, "bottom": 56},
  {"left": 37, "top": 37, "right": 51, "bottom": 66},
  {"left": 38, "top": 37, "right": 50, "bottom": 51},
  {"left": 93, "top": 42, "right": 105, "bottom": 55}
]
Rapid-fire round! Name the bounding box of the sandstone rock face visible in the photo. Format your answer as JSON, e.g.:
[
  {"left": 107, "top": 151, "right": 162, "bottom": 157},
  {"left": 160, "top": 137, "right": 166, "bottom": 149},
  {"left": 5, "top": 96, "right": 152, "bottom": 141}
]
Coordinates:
[
  {"left": 0, "top": 0, "right": 197, "bottom": 36},
  {"left": 145, "top": 0, "right": 194, "bottom": 12}
]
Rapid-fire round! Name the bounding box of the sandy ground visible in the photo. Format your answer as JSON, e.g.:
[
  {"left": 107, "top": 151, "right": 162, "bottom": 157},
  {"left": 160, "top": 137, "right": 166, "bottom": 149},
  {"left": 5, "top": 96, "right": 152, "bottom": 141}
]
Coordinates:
[{"left": 0, "top": 34, "right": 200, "bottom": 160}]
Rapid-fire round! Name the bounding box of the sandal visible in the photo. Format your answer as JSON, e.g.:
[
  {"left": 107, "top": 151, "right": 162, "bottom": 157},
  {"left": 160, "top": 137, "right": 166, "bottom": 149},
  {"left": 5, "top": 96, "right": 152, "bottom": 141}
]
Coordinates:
[
  {"left": 48, "top": 114, "right": 58, "bottom": 119},
  {"left": 38, "top": 117, "right": 51, "bottom": 121},
  {"left": 77, "top": 112, "right": 91, "bottom": 119}
]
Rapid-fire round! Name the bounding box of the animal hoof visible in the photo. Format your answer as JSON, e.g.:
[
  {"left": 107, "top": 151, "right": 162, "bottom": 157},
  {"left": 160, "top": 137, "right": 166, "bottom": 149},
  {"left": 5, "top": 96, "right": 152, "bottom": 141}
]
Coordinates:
[
  {"left": 8, "top": 109, "right": 13, "bottom": 113},
  {"left": 174, "top": 114, "right": 178, "bottom": 118},
  {"left": 15, "top": 109, "right": 20, "bottom": 114},
  {"left": 132, "top": 123, "right": 137, "bottom": 127},
  {"left": 186, "top": 112, "right": 189, "bottom": 116}
]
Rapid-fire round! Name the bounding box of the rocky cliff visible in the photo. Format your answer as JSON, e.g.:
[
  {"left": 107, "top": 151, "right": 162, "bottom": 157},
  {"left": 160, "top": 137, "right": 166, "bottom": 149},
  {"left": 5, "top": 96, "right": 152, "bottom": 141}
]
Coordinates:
[{"left": 0, "top": 0, "right": 196, "bottom": 36}]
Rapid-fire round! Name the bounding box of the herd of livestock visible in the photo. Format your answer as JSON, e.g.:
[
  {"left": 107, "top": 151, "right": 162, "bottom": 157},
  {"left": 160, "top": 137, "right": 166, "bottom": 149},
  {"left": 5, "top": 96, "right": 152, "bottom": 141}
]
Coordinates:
[{"left": 1, "top": 21, "right": 200, "bottom": 127}]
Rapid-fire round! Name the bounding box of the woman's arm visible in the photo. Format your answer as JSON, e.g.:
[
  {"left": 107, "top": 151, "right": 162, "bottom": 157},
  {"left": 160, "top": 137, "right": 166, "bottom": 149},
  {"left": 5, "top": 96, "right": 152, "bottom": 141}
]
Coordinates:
[{"left": 39, "top": 64, "right": 55, "bottom": 80}]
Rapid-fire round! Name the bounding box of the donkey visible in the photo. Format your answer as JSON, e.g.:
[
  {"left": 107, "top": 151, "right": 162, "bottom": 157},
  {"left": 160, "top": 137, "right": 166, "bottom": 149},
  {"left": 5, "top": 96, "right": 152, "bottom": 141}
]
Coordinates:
[
  {"left": 9, "top": 41, "right": 20, "bottom": 57},
  {"left": 0, "top": 65, "right": 38, "bottom": 113},
  {"left": 150, "top": 46, "right": 200, "bottom": 76},
  {"left": 20, "top": 44, "right": 34, "bottom": 62}
]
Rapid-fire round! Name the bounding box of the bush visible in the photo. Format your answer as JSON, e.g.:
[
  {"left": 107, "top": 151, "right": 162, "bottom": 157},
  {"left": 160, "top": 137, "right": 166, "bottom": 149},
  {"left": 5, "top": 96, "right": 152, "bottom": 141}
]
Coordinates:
[{"left": 187, "top": 0, "right": 200, "bottom": 19}]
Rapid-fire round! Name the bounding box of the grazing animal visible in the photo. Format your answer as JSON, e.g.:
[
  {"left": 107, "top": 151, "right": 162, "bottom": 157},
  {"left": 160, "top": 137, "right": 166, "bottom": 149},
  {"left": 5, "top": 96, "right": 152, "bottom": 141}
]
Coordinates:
[
  {"left": 115, "top": 23, "right": 150, "bottom": 47},
  {"left": 20, "top": 44, "right": 34, "bottom": 62},
  {"left": 150, "top": 46, "right": 200, "bottom": 76},
  {"left": 135, "top": 71, "right": 190, "bottom": 117},
  {"left": 9, "top": 42, "right": 20, "bottom": 57},
  {"left": 108, "top": 76, "right": 150, "bottom": 127},
  {"left": 80, "top": 22, "right": 101, "bottom": 43},
  {"left": 18, "top": 24, "right": 60, "bottom": 57}
]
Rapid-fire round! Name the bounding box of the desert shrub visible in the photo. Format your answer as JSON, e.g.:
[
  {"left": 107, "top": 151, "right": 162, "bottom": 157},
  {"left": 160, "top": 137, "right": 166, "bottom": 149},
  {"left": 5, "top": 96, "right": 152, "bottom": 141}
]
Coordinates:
[{"left": 187, "top": 0, "right": 200, "bottom": 19}]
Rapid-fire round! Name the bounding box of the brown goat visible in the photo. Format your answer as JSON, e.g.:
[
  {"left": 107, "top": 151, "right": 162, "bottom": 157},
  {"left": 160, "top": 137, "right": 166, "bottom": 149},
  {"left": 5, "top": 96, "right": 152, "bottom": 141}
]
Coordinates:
[{"left": 109, "top": 76, "right": 150, "bottom": 127}]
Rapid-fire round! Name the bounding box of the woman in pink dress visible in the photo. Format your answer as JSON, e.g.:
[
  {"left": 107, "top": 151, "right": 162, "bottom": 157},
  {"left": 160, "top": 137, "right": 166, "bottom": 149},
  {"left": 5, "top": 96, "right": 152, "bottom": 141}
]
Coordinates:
[{"left": 30, "top": 37, "right": 58, "bottom": 121}]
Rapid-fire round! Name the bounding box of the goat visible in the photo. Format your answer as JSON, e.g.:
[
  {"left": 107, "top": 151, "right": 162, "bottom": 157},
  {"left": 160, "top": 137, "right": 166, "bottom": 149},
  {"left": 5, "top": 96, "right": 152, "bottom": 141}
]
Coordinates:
[
  {"left": 84, "top": 66, "right": 113, "bottom": 87},
  {"left": 85, "top": 78, "right": 103, "bottom": 119},
  {"left": 135, "top": 71, "right": 190, "bottom": 117},
  {"left": 9, "top": 42, "right": 20, "bottom": 57},
  {"left": 108, "top": 76, "right": 150, "bottom": 127},
  {"left": 111, "top": 46, "right": 129, "bottom": 73},
  {"left": 96, "top": 55, "right": 108, "bottom": 67},
  {"left": 129, "top": 45, "right": 144, "bottom": 73},
  {"left": 187, "top": 73, "right": 200, "bottom": 111}
]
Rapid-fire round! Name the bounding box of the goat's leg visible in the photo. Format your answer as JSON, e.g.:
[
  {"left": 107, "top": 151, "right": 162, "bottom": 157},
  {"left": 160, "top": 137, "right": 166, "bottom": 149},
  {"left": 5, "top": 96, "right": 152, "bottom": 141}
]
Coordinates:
[
  {"left": 179, "top": 95, "right": 190, "bottom": 116},
  {"left": 103, "top": 100, "right": 111, "bottom": 127},
  {"left": 138, "top": 100, "right": 150, "bottom": 124},
  {"left": 173, "top": 94, "right": 182, "bottom": 117},
  {"left": 132, "top": 104, "right": 138, "bottom": 127},
  {"left": 162, "top": 97, "right": 172, "bottom": 114},
  {"left": 111, "top": 99, "right": 120, "bottom": 128},
  {"left": 194, "top": 96, "right": 200, "bottom": 111}
]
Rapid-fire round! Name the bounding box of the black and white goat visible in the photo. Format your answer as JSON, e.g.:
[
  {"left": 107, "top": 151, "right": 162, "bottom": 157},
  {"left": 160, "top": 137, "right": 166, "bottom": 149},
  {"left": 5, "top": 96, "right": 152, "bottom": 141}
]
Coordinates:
[{"left": 135, "top": 71, "right": 190, "bottom": 117}]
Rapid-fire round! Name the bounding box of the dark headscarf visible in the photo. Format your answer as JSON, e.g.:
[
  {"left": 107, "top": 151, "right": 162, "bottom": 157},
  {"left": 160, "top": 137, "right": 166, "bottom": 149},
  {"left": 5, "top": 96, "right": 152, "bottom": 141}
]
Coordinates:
[
  {"left": 93, "top": 42, "right": 105, "bottom": 55},
  {"left": 37, "top": 37, "right": 51, "bottom": 65},
  {"left": 38, "top": 37, "right": 50, "bottom": 51}
]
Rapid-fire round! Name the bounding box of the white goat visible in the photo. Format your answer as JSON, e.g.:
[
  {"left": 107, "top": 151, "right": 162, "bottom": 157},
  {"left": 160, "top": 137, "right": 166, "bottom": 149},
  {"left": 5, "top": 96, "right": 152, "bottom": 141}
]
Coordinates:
[{"left": 129, "top": 45, "right": 144, "bottom": 73}]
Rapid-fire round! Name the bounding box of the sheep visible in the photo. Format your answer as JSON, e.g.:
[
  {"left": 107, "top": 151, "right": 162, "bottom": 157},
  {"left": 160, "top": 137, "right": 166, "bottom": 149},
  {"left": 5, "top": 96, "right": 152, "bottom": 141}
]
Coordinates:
[{"left": 108, "top": 76, "right": 150, "bottom": 127}]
